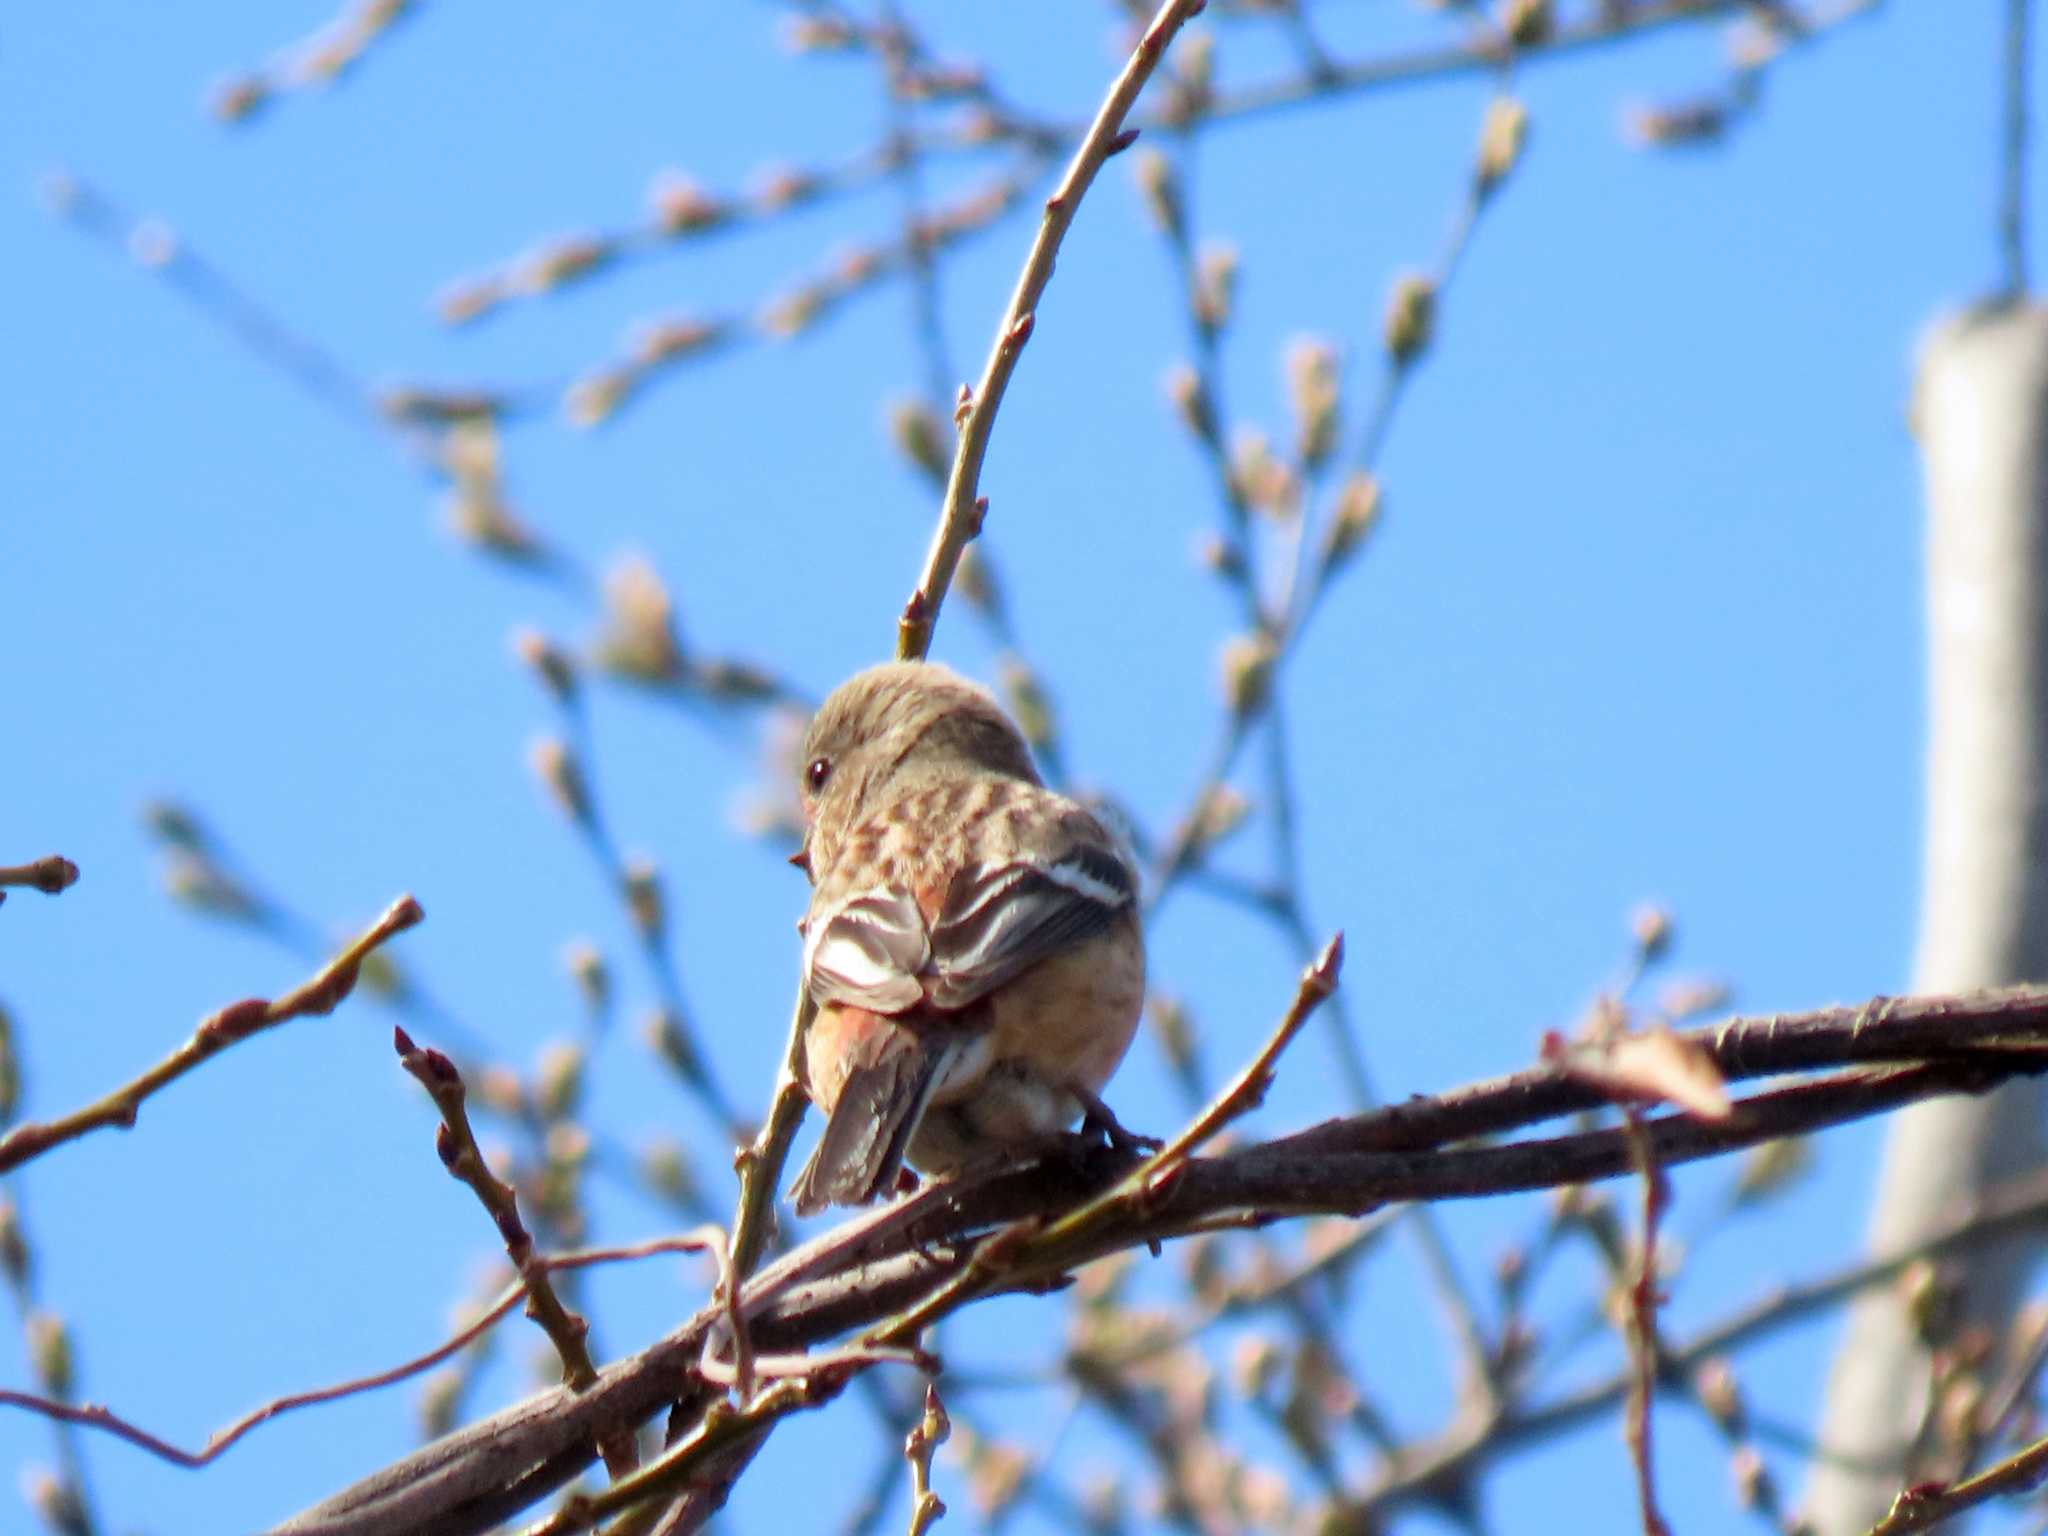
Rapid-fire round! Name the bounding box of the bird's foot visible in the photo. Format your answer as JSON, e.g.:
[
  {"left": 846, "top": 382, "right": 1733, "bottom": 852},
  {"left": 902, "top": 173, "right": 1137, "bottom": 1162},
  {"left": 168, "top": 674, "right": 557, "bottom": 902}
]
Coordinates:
[{"left": 1072, "top": 1084, "right": 1161, "bottom": 1157}]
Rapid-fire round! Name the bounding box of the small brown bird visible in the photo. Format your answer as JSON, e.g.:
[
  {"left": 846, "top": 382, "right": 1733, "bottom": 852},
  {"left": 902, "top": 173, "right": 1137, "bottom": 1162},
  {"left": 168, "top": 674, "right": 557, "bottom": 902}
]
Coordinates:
[{"left": 787, "top": 661, "right": 1147, "bottom": 1214}]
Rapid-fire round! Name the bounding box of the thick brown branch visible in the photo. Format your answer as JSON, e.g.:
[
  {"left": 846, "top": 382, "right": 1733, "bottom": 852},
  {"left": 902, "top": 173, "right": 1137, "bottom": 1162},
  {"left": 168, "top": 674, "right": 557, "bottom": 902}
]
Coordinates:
[
  {"left": 265, "top": 986, "right": 2048, "bottom": 1536},
  {"left": 1287, "top": 986, "right": 2048, "bottom": 1157}
]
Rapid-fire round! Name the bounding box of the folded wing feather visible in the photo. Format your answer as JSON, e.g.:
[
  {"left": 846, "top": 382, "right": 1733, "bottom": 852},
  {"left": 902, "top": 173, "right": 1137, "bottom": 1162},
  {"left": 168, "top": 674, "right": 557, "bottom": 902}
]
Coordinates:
[
  {"left": 792, "top": 837, "right": 1136, "bottom": 1210},
  {"left": 805, "top": 841, "right": 1133, "bottom": 1014}
]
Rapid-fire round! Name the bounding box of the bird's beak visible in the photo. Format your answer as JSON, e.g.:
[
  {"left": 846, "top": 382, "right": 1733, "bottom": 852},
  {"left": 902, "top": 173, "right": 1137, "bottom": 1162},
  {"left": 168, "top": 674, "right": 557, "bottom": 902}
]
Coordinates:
[{"left": 788, "top": 836, "right": 813, "bottom": 877}]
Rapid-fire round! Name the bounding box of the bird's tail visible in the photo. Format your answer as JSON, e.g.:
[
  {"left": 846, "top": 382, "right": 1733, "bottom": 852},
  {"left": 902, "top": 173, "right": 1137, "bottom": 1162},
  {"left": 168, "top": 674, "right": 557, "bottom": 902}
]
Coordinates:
[{"left": 789, "top": 1032, "right": 963, "bottom": 1217}]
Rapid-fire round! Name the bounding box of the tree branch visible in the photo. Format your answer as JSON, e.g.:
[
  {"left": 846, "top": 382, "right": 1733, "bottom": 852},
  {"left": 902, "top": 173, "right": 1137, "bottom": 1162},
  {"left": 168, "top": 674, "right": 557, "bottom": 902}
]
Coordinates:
[
  {"left": 0, "top": 895, "right": 421, "bottom": 1175},
  {"left": 896, "top": 0, "right": 1208, "bottom": 661},
  {"left": 264, "top": 984, "right": 2048, "bottom": 1536}
]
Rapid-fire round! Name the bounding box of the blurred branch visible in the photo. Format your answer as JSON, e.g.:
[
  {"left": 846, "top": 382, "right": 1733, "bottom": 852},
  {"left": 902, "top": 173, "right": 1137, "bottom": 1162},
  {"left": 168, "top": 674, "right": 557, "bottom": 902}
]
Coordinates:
[
  {"left": 2002, "top": 0, "right": 2033, "bottom": 301},
  {"left": 0, "top": 1044, "right": 102, "bottom": 1536},
  {"left": 211, "top": 0, "right": 420, "bottom": 122},
  {"left": 428, "top": 0, "right": 1842, "bottom": 357},
  {"left": 143, "top": 801, "right": 487, "bottom": 1058},
  {"left": 560, "top": 163, "right": 1042, "bottom": 430},
  {"left": 527, "top": 726, "right": 747, "bottom": 1144},
  {"left": 1128, "top": 0, "right": 1787, "bottom": 137},
  {"left": 144, "top": 797, "right": 707, "bottom": 1235},
  {"left": 1327, "top": 1158, "right": 2048, "bottom": 1529},
  {"left": 0, "top": 896, "right": 422, "bottom": 1175},
  {"left": 44, "top": 176, "right": 401, "bottom": 443}
]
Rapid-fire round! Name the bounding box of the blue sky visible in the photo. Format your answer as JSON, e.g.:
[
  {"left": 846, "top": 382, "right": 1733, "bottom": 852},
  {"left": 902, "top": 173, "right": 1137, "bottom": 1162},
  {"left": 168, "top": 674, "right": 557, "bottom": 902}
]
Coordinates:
[{"left": 0, "top": 3, "right": 2024, "bottom": 1532}]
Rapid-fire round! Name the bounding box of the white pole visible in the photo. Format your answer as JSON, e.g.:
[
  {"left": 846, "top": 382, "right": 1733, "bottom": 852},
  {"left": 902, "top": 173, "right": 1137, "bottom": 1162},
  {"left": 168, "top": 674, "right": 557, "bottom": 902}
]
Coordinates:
[{"left": 1806, "top": 305, "right": 2048, "bottom": 1531}]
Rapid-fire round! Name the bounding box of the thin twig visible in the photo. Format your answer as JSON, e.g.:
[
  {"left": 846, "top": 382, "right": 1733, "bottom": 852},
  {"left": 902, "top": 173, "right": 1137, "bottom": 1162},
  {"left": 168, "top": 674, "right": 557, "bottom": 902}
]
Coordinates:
[
  {"left": 0, "top": 1193, "right": 103, "bottom": 1533},
  {"left": 528, "top": 723, "right": 747, "bottom": 1143},
  {"left": 392, "top": 1028, "right": 639, "bottom": 1477},
  {"left": 0, "top": 856, "right": 79, "bottom": 896},
  {"left": 874, "top": 1, "right": 958, "bottom": 413},
  {"left": 44, "top": 176, "right": 399, "bottom": 442},
  {"left": 1863, "top": 1428, "right": 2048, "bottom": 1533},
  {"left": 0, "top": 1232, "right": 723, "bottom": 1470},
  {"left": 1619, "top": 1111, "right": 1673, "bottom": 1536},
  {"left": 1039, "top": 933, "right": 1343, "bottom": 1249},
  {"left": 903, "top": 1382, "right": 950, "bottom": 1536},
  {"left": 210, "top": 0, "right": 424, "bottom": 123},
  {"left": 896, "top": 0, "right": 1209, "bottom": 660},
  {"left": 515, "top": 1370, "right": 854, "bottom": 1536},
  {"left": 729, "top": 983, "right": 818, "bottom": 1282},
  {"left": 0, "top": 896, "right": 422, "bottom": 1174},
  {"left": 2001, "top": 0, "right": 2032, "bottom": 300}
]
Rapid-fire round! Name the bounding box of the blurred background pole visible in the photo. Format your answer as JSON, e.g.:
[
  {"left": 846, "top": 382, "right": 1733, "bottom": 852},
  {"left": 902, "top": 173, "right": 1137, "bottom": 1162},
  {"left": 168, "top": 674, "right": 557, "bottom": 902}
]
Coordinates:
[{"left": 1806, "top": 304, "right": 2048, "bottom": 1531}]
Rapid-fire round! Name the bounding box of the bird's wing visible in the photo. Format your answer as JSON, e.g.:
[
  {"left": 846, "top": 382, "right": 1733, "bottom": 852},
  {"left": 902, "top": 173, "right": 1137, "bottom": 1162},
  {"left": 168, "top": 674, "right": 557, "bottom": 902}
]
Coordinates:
[
  {"left": 803, "top": 886, "right": 931, "bottom": 1012},
  {"left": 922, "top": 838, "right": 1136, "bottom": 1012}
]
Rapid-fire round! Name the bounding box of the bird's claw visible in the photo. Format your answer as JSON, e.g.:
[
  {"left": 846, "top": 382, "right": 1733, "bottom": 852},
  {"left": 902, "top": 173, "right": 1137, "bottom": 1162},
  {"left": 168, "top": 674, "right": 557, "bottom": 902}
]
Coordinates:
[{"left": 1074, "top": 1085, "right": 1160, "bottom": 1156}]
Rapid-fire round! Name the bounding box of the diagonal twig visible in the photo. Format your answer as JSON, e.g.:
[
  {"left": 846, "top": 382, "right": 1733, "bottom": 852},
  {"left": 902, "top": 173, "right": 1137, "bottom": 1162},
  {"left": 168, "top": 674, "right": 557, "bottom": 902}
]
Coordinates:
[
  {"left": 0, "top": 896, "right": 422, "bottom": 1175},
  {"left": 896, "top": 0, "right": 1210, "bottom": 661}
]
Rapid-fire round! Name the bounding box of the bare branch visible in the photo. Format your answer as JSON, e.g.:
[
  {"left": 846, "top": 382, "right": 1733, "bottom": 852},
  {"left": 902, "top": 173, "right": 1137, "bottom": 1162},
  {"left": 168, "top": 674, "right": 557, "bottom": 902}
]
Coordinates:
[
  {"left": 1861, "top": 1429, "right": 2048, "bottom": 1534},
  {"left": 265, "top": 985, "right": 2048, "bottom": 1536},
  {"left": 1619, "top": 1112, "right": 1673, "bottom": 1536},
  {"left": 0, "top": 1233, "right": 722, "bottom": 1471},
  {"left": 0, "top": 895, "right": 422, "bottom": 1175},
  {"left": 896, "top": 0, "right": 1209, "bottom": 661},
  {"left": 903, "top": 1383, "right": 950, "bottom": 1536},
  {"left": 392, "top": 1029, "right": 640, "bottom": 1477},
  {"left": 0, "top": 856, "right": 79, "bottom": 897},
  {"left": 210, "top": 0, "right": 422, "bottom": 123}
]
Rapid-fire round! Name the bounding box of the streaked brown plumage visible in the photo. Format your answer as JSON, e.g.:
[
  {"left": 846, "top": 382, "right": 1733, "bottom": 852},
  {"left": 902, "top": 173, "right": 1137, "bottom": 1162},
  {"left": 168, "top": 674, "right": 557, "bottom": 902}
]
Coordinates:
[{"left": 787, "top": 661, "right": 1146, "bottom": 1214}]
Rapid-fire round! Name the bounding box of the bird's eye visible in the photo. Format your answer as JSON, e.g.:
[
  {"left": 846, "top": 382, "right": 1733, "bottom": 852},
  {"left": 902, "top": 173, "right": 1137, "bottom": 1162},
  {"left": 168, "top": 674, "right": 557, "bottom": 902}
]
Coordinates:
[{"left": 805, "top": 757, "right": 833, "bottom": 794}]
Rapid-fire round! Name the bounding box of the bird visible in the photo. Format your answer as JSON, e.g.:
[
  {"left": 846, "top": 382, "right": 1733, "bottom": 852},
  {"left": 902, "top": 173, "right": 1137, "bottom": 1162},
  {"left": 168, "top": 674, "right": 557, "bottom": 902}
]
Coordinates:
[{"left": 786, "top": 660, "right": 1148, "bottom": 1215}]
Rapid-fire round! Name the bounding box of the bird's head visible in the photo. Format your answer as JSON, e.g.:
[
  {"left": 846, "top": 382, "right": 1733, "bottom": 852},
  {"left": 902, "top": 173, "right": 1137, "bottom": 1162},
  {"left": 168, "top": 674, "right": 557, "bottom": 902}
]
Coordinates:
[{"left": 790, "top": 661, "right": 1039, "bottom": 878}]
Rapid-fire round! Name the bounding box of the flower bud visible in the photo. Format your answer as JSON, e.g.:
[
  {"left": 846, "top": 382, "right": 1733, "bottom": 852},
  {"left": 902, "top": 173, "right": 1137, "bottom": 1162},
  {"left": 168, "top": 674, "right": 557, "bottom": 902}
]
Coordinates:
[
  {"left": 512, "top": 629, "right": 578, "bottom": 706},
  {"left": 623, "top": 857, "right": 665, "bottom": 942},
  {"left": 529, "top": 739, "right": 592, "bottom": 827},
  {"left": 1285, "top": 337, "right": 1341, "bottom": 470},
  {"left": 1194, "top": 243, "right": 1239, "bottom": 332},
  {"left": 1475, "top": 97, "right": 1530, "bottom": 196},
  {"left": 534, "top": 1042, "right": 584, "bottom": 1122},
  {"left": 648, "top": 171, "right": 727, "bottom": 235},
  {"left": 888, "top": 398, "right": 951, "bottom": 486},
  {"left": 564, "top": 941, "right": 609, "bottom": 1019},
  {"left": 997, "top": 657, "right": 1056, "bottom": 750},
  {"left": 26, "top": 1312, "right": 71, "bottom": 1397},
  {"left": 1220, "top": 633, "right": 1277, "bottom": 715},
  {"left": 1320, "top": 472, "right": 1383, "bottom": 571},
  {"left": 1383, "top": 273, "right": 1436, "bottom": 367},
  {"left": 1133, "top": 150, "right": 1183, "bottom": 242},
  {"left": 1165, "top": 364, "right": 1217, "bottom": 445}
]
